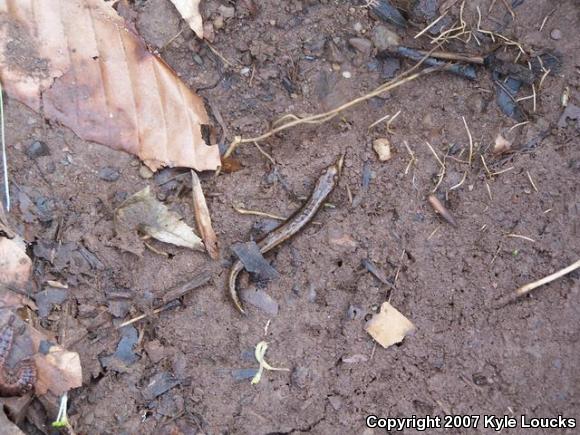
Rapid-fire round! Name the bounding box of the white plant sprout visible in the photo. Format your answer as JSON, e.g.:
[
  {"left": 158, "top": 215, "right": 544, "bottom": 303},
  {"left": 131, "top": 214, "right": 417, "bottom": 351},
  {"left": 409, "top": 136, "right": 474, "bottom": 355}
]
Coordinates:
[{"left": 251, "top": 341, "right": 289, "bottom": 385}]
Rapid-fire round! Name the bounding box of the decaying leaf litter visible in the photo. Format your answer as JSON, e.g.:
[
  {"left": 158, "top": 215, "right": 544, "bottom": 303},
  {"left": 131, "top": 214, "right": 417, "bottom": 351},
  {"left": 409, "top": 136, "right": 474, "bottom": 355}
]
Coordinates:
[{"left": 0, "top": 2, "right": 576, "bottom": 432}]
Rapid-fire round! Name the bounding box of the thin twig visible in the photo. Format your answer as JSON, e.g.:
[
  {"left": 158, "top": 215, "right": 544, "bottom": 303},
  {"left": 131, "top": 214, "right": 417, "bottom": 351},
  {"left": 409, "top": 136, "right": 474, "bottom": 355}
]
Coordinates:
[
  {"left": 498, "top": 259, "right": 580, "bottom": 305},
  {"left": 117, "top": 268, "right": 213, "bottom": 328}
]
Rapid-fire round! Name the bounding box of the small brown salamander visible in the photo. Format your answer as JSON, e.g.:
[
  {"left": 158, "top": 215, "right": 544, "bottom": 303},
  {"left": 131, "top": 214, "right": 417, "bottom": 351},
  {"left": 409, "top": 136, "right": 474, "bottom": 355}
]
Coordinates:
[
  {"left": 229, "top": 154, "right": 344, "bottom": 313},
  {"left": 0, "top": 317, "right": 36, "bottom": 397}
]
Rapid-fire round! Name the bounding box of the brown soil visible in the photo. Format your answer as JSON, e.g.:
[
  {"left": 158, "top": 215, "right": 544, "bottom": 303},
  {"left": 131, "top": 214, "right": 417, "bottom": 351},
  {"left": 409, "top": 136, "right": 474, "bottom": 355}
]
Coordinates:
[{"left": 2, "top": 0, "right": 580, "bottom": 434}]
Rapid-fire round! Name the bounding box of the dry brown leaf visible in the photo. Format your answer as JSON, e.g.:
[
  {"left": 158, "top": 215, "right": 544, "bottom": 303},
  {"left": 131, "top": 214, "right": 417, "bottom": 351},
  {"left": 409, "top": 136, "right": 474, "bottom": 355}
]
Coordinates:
[
  {"left": 0, "top": 0, "right": 220, "bottom": 172},
  {"left": 365, "top": 302, "right": 415, "bottom": 349},
  {"left": 169, "top": 0, "right": 204, "bottom": 38},
  {"left": 0, "top": 407, "right": 25, "bottom": 435},
  {"left": 33, "top": 344, "right": 82, "bottom": 396},
  {"left": 115, "top": 186, "right": 204, "bottom": 255},
  {"left": 191, "top": 171, "right": 219, "bottom": 260},
  {"left": 0, "top": 236, "right": 31, "bottom": 287}
]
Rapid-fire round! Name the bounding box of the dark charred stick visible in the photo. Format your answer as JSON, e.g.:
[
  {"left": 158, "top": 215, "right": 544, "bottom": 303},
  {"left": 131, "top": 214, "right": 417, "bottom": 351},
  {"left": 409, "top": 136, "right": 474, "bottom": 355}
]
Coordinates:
[{"left": 388, "top": 46, "right": 477, "bottom": 80}]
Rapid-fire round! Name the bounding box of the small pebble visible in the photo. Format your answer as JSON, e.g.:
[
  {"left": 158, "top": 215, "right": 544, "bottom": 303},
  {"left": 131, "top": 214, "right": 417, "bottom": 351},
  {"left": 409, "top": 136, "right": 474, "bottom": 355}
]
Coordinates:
[
  {"left": 550, "top": 29, "right": 562, "bottom": 40},
  {"left": 240, "top": 67, "right": 251, "bottom": 76},
  {"left": 139, "top": 165, "right": 154, "bottom": 179},
  {"left": 291, "top": 367, "right": 309, "bottom": 388},
  {"left": 218, "top": 5, "right": 235, "bottom": 19},
  {"left": 192, "top": 54, "right": 203, "bottom": 66},
  {"left": 371, "top": 25, "right": 401, "bottom": 51},
  {"left": 354, "top": 22, "right": 363, "bottom": 32},
  {"left": 231, "top": 368, "right": 259, "bottom": 381},
  {"left": 349, "top": 37, "right": 372, "bottom": 55},
  {"left": 26, "top": 140, "right": 50, "bottom": 159},
  {"left": 213, "top": 15, "right": 224, "bottom": 30},
  {"left": 342, "top": 71, "right": 352, "bottom": 79},
  {"left": 98, "top": 167, "right": 120, "bottom": 182}
]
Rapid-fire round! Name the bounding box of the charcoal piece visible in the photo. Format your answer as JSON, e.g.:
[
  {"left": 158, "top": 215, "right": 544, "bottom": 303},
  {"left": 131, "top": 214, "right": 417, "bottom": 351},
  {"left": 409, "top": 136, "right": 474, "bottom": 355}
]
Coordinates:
[
  {"left": 370, "top": 0, "right": 407, "bottom": 28},
  {"left": 232, "top": 241, "right": 279, "bottom": 281},
  {"left": 493, "top": 73, "right": 525, "bottom": 121},
  {"left": 142, "top": 372, "right": 180, "bottom": 401}
]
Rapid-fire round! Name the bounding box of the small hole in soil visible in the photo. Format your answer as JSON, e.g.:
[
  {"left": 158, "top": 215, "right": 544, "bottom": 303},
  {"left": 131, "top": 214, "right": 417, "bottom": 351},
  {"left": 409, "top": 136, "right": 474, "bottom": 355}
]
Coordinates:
[{"left": 336, "top": 260, "right": 343, "bottom": 267}]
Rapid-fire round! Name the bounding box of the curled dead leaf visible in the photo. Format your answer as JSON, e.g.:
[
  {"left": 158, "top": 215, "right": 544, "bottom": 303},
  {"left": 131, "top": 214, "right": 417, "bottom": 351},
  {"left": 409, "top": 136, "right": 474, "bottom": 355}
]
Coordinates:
[
  {"left": 365, "top": 302, "right": 415, "bottom": 349},
  {"left": 0, "top": 236, "right": 31, "bottom": 287},
  {"left": 114, "top": 187, "right": 204, "bottom": 255},
  {"left": 0, "top": 0, "right": 219, "bottom": 172},
  {"left": 168, "top": 0, "right": 204, "bottom": 38},
  {"left": 33, "top": 345, "right": 82, "bottom": 397},
  {"left": 191, "top": 171, "right": 219, "bottom": 260}
]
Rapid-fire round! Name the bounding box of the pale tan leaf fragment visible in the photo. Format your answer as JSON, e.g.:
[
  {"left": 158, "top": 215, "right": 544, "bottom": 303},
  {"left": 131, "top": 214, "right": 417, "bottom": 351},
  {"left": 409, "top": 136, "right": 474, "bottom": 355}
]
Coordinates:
[
  {"left": 33, "top": 345, "right": 82, "bottom": 396},
  {"left": 0, "top": 0, "right": 219, "bottom": 172},
  {"left": 0, "top": 236, "right": 31, "bottom": 287},
  {"left": 365, "top": 302, "right": 415, "bottom": 349},
  {"left": 168, "top": 0, "right": 204, "bottom": 38},
  {"left": 373, "top": 138, "right": 392, "bottom": 162},
  {"left": 191, "top": 170, "right": 219, "bottom": 260},
  {"left": 115, "top": 187, "right": 204, "bottom": 254},
  {"left": 493, "top": 133, "right": 512, "bottom": 154}
]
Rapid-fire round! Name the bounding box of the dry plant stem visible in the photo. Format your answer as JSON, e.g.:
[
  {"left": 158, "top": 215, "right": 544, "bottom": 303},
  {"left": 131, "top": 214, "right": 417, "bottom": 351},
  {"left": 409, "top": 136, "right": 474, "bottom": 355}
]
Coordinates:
[
  {"left": 526, "top": 171, "right": 538, "bottom": 192},
  {"left": 462, "top": 116, "right": 473, "bottom": 166},
  {"left": 425, "top": 141, "right": 446, "bottom": 192},
  {"left": 253, "top": 142, "right": 276, "bottom": 165},
  {"left": 232, "top": 205, "right": 285, "bottom": 221},
  {"left": 368, "top": 113, "right": 391, "bottom": 130},
  {"left": 499, "top": 0, "right": 515, "bottom": 19},
  {"left": 501, "top": 259, "right": 580, "bottom": 305},
  {"left": 416, "top": 50, "right": 484, "bottom": 64},
  {"left": 0, "top": 80, "right": 9, "bottom": 211},
  {"left": 539, "top": 8, "right": 556, "bottom": 32},
  {"left": 117, "top": 268, "right": 212, "bottom": 328},
  {"left": 506, "top": 233, "right": 536, "bottom": 243},
  {"left": 386, "top": 110, "right": 401, "bottom": 132},
  {"left": 205, "top": 41, "right": 237, "bottom": 67},
  {"left": 224, "top": 66, "right": 440, "bottom": 158},
  {"left": 415, "top": 12, "right": 448, "bottom": 39}
]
